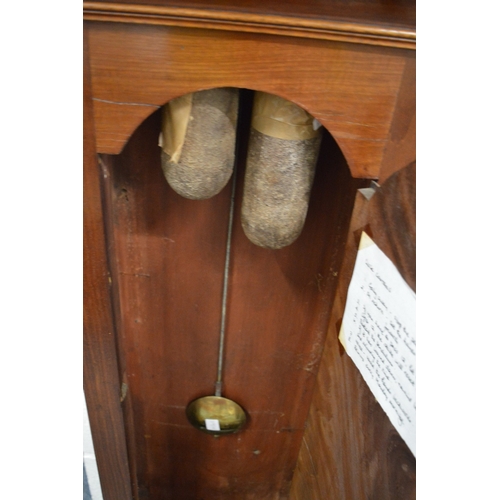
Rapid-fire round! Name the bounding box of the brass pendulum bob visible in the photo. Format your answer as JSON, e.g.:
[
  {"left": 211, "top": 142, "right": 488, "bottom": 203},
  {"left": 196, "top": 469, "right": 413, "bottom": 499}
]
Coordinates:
[
  {"left": 186, "top": 162, "right": 247, "bottom": 436},
  {"left": 186, "top": 396, "right": 247, "bottom": 436}
]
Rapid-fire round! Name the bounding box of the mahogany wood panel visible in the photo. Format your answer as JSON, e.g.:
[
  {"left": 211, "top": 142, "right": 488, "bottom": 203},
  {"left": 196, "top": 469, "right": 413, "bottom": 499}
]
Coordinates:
[
  {"left": 87, "top": 21, "right": 410, "bottom": 179},
  {"left": 289, "top": 162, "right": 416, "bottom": 500},
  {"left": 379, "top": 55, "right": 416, "bottom": 184},
  {"left": 83, "top": 25, "right": 134, "bottom": 500},
  {"left": 83, "top": 0, "right": 415, "bottom": 49},
  {"left": 84, "top": 4, "right": 415, "bottom": 497},
  {"left": 84, "top": 0, "right": 416, "bottom": 32},
  {"left": 100, "top": 92, "right": 367, "bottom": 499}
]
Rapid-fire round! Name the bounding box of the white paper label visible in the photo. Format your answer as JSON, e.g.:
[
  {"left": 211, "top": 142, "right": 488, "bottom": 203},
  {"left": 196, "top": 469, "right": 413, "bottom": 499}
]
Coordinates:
[
  {"left": 205, "top": 419, "right": 221, "bottom": 431},
  {"left": 340, "top": 232, "right": 416, "bottom": 456}
]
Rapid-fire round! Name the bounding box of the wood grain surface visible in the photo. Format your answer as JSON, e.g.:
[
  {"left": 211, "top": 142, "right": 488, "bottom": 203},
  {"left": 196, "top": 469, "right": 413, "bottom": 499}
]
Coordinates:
[
  {"left": 84, "top": 5, "right": 416, "bottom": 497},
  {"left": 379, "top": 55, "right": 416, "bottom": 185},
  {"left": 84, "top": 0, "right": 416, "bottom": 32},
  {"left": 289, "top": 161, "right": 416, "bottom": 500},
  {"left": 83, "top": 0, "right": 415, "bottom": 49},
  {"left": 83, "top": 25, "right": 134, "bottom": 500},
  {"left": 87, "top": 21, "right": 411, "bottom": 179},
  {"left": 99, "top": 91, "right": 367, "bottom": 499}
]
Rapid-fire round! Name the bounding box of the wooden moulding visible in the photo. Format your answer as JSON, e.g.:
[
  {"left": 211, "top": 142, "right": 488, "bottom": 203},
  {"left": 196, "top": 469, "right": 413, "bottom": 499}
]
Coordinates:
[{"left": 83, "top": 2, "right": 416, "bottom": 50}]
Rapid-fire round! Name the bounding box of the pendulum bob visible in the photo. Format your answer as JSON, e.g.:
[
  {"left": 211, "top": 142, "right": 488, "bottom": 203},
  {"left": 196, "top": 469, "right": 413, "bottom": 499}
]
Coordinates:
[
  {"left": 241, "top": 92, "right": 323, "bottom": 249},
  {"left": 186, "top": 396, "right": 247, "bottom": 436},
  {"left": 160, "top": 87, "right": 239, "bottom": 200}
]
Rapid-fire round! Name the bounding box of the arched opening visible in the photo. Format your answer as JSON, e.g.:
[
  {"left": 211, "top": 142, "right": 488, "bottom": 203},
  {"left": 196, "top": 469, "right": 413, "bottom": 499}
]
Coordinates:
[{"left": 98, "top": 88, "right": 369, "bottom": 499}]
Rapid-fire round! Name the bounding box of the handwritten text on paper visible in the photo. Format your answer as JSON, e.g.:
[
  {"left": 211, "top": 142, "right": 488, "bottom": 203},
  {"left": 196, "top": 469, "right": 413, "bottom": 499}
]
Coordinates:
[{"left": 340, "top": 232, "right": 416, "bottom": 456}]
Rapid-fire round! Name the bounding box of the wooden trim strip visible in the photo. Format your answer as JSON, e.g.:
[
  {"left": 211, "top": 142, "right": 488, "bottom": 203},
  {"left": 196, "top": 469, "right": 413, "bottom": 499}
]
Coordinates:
[
  {"left": 83, "top": 2, "right": 416, "bottom": 49},
  {"left": 84, "top": 24, "right": 134, "bottom": 500}
]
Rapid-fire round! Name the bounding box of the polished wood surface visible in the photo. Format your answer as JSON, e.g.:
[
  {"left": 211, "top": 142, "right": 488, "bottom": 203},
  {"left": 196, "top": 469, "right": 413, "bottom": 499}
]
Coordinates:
[
  {"left": 379, "top": 55, "right": 415, "bottom": 184},
  {"left": 290, "top": 161, "right": 416, "bottom": 500},
  {"left": 99, "top": 93, "right": 367, "bottom": 498},
  {"left": 83, "top": 25, "right": 134, "bottom": 500},
  {"left": 83, "top": 2, "right": 415, "bottom": 497},
  {"left": 88, "top": 22, "right": 409, "bottom": 179},
  {"left": 84, "top": 0, "right": 415, "bottom": 49}
]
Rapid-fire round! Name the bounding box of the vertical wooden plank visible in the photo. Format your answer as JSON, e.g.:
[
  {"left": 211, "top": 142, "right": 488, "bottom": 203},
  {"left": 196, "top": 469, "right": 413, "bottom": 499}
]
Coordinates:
[
  {"left": 83, "top": 22, "right": 134, "bottom": 500},
  {"left": 290, "top": 162, "right": 416, "bottom": 500},
  {"left": 379, "top": 55, "right": 416, "bottom": 184}
]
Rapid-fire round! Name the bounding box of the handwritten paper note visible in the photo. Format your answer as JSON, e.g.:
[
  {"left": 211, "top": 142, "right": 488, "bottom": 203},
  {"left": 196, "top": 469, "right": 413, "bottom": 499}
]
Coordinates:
[{"left": 340, "top": 232, "right": 416, "bottom": 456}]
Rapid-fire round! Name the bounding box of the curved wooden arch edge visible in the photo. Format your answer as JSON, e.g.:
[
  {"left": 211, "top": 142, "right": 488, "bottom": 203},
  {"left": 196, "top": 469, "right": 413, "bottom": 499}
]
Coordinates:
[{"left": 88, "top": 22, "right": 415, "bottom": 180}]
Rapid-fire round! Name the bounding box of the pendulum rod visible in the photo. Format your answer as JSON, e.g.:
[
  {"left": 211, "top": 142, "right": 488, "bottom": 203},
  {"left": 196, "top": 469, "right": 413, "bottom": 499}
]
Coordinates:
[
  {"left": 184, "top": 94, "right": 247, "bottom": 436},
  {"left": 215, "top": 163, "right": 238, "bottom": 397}
]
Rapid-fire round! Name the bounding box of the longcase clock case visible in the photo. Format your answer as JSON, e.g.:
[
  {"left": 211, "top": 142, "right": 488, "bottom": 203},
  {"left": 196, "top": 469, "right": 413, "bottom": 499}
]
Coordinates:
[{"left": 83, "top": 2, "right": 416, "bottom": 499}]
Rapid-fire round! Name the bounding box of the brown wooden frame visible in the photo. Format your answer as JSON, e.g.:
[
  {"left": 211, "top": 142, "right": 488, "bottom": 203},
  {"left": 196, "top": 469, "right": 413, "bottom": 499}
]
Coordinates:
[{"left": 83, "top": 2, "right": 415, "bottom": 498}]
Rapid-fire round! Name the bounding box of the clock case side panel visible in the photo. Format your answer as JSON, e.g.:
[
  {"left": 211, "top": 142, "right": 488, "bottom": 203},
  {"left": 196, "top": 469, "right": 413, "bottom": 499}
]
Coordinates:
[{"left": 83, "top": 22, "right": 134, "bottom": 500}]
